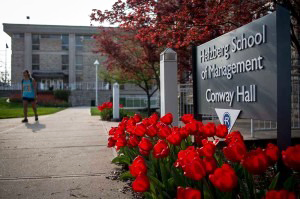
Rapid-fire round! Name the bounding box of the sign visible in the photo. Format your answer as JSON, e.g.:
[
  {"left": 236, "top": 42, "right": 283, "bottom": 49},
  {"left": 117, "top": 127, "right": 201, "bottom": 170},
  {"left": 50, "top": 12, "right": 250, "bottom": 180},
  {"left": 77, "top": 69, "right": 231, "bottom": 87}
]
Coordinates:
[
  {"left": 215, "top": 108, "right": 241, "bottom": 132},
  {"left": 193, "top": 6, "right": 291, "bottom": 121}
]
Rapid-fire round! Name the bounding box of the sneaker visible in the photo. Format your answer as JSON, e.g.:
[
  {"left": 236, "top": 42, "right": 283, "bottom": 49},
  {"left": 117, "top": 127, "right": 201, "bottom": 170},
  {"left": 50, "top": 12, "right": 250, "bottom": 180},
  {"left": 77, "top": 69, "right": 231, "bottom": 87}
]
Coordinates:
[
  {"left": 22, "top": 118, "right": 28, "bottom": 123},
  {"left": 35, "top": 115, "right": 38, "bottom": 121}
]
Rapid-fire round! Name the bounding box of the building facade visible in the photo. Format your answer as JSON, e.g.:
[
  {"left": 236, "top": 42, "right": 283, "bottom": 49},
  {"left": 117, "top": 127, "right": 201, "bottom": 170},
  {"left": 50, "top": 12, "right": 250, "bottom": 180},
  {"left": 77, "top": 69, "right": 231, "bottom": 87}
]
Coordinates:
[
  {"left": 3, "top": 23, "right": 105, "bottom": 89},
  {"left": 3, "top": 23, "right": 157, "bottom": 107}
]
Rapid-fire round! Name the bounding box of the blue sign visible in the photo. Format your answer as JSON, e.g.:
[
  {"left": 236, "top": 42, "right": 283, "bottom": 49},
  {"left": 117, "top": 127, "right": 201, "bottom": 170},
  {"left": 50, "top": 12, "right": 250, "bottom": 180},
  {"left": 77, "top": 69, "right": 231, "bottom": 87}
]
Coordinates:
[{"left": 223, "top": 112, "right": 231, "bottom": 129}]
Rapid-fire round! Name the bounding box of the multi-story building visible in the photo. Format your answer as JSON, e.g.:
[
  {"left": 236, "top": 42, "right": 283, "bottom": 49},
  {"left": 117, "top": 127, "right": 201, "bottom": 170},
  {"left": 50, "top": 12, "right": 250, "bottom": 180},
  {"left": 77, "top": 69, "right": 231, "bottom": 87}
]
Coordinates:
[{"left": 3, "top": 23, "right": 158, "bottom": 107}]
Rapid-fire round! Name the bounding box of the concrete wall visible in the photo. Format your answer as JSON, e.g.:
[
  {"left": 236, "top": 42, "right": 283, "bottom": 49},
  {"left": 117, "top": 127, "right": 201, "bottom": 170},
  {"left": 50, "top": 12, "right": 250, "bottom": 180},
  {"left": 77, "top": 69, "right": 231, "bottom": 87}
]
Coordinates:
[
  {"left": 40, "top": 38, "right": 61, "bottom": 51},
  {"left": 11, "top": 53, "right": 24, "bottom": 83}
]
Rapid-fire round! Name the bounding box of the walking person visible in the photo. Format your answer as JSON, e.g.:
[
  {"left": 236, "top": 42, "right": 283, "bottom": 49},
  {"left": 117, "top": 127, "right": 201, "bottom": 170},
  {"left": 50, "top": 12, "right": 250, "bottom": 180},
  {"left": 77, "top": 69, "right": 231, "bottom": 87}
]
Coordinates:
[{"left": 21, "top": 70, "right": 38, "bottom": 123}]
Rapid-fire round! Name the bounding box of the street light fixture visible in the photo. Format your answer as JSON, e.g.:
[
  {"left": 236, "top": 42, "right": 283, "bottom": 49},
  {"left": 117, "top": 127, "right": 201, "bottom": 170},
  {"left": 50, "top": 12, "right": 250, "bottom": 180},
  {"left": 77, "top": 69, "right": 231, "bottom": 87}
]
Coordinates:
[{"left": 94, "top": 59, "right": 100, "bottom": 106}]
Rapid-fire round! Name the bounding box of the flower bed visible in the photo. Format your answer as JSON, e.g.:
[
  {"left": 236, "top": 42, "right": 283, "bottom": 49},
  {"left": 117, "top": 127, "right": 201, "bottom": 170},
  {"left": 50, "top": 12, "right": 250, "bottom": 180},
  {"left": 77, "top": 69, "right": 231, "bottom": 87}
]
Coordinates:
[
  {"left": 106, "top": 113, "right": 299, "bottom": 199},
  {"left": 9, "top": 92, "right": 69, "bottom": 107},
  {"left": 97, "top": 101, "right": 126, "bottom": 121}
]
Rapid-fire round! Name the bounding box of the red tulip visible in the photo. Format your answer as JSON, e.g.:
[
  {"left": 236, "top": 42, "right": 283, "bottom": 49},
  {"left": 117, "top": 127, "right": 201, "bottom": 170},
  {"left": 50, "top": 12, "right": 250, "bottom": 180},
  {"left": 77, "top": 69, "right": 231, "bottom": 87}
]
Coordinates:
[
  {"left": 179, "top": 126, "right": 190, "bottom": 139},
  {"left": 139, "top": 148, "right": 150, "bottom": 156},
  {"left": 282, "top": 144, "right": 300, "bottom": 171},
  {"left": 107, "top": 137, "right": 116, "bottom": 148},
  {"left": 198, "top": 139, "right": 218, "bottom": 157},
  {"left": 108, "top": 127, "right": 117, "bottom": 136},
  {"left": 133, "top": 113, "right": 142, "bottom": 123},
  {"left": 209, "top": 164, "right": 238, "bottom": 192},
  {"left": 223, "top": 140, "right": 247, "bottom": 163},
  {"left": 225, "top": 131, "right": 244, "bottom": 144},
  {"left": 167, "top": 130, "right": 182, "bottom": 146},
  {"left": 129, "top": 156, "right": 147, "bottom": 177},
  {"left": 142, "top": 118, "right": 150, "bottom": 127},
  {"left": 216, "top": 124, "right": 228, "bottom": 138},
  {"left": 177, "top": 186, "right": 201, "bottom": 199},
  {"left": 203, "top": 123, "right": 216, "bottom": 137},
  {"left": 115, "top": 136, "right": 127, "bottom": 150},
  {"left": 203, "top": 157, "right": 217, "bottom": 174},
  {"left": 160, "top": 113, "right": 173, "bottom": 125},
  {"left": 127, "top": 135, "right": 140, "bottom": 147},
  {"left": 241, "top": 148, "right": 269, "bottom": 175},
  {"left": 132, "top": 175, "right": 150, "bottom": 192},
  {"left": 264, "top": 143, "right": 279, "bottom": 165},
  {"left": 146, "top": 124, "right": 158, "bottom": 137},
  {"left": 153, "top": 139, "right": 170, "bottom": 158},
  {"left": 175, "top": 146, "right": 199, "bottom": 168},
  {"left": 264, "top": 190, "right": 296, "bottom": 199},
  {"left": 158, "top": 125, "right": 172, "bottom": 138},
  {"left": 181, "top": 114, "right": 195, "bottom": 124},
  {"left": 183, "top": 158, "right": 206, "bottom": 181},
  {"left": 134, "top": 123, "right": 147, "bottom": 136},
  {"left": 127, "top": 118, "right": 137, "bottom": 126},
  {"left": 185, "top": 121, "right": 199, "bottom": 135},
  {"left": 138, "top": 137, "right": 153, "bottom": 151},
  {"left": 126, "top": 124, "right": 136, "bottom": 134},
  {"left": 149, "top": 113, "right": 159, "bottom": 125}
]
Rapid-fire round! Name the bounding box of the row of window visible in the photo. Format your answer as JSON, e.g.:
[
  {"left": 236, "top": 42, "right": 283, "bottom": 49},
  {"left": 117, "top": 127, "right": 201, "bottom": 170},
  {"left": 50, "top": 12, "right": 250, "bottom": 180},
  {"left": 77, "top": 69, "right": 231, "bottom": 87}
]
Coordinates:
[
  {"left": 32, "top": 55, "right": 83, "bottom": 71},
  {"left": 31, "top": 34, "right": 93, "bottom": 51}
]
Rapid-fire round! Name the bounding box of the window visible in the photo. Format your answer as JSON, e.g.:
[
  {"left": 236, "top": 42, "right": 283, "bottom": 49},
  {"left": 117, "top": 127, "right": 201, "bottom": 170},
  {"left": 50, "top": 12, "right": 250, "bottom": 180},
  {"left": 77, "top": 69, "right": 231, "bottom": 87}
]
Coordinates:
[
  {"left": 61, "top": 34, "right": 69, "bottom": 50},
  {"left": 32, "top": 54, "right": 39, "bottom": 70},
  {"left": 75, "top": 35, "right": 92, "bottom": 51},
  {"left": 75, "top": 35, "right": 83, "bottom": 51},
  {"left": 32, "top": 34, "right": 40, "bottom": 50},
  {"left": 62, "top": 55, "right": 69, "bottom": 70},
  {"left": 41, "top": 34, "right": 60, "bottom": 39},
  {"left": 13, "top": 33, "right": 24, "bottom": 38},
  {"left": 76, "top": 55, "right": 83, "bottom": 70}
]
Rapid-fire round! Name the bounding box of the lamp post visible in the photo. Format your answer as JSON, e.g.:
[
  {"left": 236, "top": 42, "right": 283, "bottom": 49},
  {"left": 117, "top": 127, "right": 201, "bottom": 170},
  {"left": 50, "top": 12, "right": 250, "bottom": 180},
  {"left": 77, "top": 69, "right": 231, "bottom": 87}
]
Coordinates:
[{"left": 94, "top": 59, "right": 99, "bottom": 106}]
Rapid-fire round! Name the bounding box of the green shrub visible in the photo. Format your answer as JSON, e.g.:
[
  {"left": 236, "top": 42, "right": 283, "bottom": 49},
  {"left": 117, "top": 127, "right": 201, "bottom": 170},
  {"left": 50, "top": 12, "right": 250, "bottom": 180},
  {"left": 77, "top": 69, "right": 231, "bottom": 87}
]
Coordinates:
[
  {"left": 53, "top": 90, "right": 70, "bottom": 102},
  {"left": 99, "top": 108, "right": 129, "bottom": 121}
]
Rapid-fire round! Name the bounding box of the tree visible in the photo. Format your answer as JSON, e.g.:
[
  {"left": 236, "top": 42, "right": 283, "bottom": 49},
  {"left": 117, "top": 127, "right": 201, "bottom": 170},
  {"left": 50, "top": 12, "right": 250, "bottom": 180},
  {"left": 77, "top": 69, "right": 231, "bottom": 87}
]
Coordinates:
[
  {"left": 91, "top": 0, "right": 299, "bottom": 66},
  {"left": 93, "top": 28, "right": 161, "bottom": 115}
]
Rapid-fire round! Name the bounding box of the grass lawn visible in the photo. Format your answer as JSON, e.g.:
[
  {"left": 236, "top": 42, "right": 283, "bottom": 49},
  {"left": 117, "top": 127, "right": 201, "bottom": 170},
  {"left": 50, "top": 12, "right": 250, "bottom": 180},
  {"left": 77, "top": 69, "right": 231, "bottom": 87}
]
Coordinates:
[
  {"left": 0, "top": 98, "right": 66, "bottom": 119},
  {"left": 90, "top": 107, "right": 101, "bottom": 116}
]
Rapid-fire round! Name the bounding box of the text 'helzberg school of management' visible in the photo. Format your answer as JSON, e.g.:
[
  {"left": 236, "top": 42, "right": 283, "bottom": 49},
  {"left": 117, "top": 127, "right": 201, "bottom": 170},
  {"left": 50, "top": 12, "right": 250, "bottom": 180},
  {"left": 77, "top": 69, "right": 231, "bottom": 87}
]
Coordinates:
[{"left": 199, "top": 24, "right": 267, "bottom": 107}]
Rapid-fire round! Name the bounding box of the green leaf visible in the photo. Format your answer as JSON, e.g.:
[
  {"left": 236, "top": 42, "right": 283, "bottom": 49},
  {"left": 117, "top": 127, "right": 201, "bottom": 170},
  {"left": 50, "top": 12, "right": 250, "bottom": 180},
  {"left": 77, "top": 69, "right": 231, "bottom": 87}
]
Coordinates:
[
  {"left": 111, "top": 155, "right": 131, "bottom": 165},
  {"left": 159, "top": 161, "right": 169, "bottom": 184},
  {"left": 181, "top": 140, "right": 187, "bottom": 150},
  {"left": 119, "top": 171, "right": 134, "bottom": 180},
  {"left": 268, "top": 172, "right": 280, "bottom": 190},
  {"left": 144, "top": 192, "right": 153, "bottom": 199},
  {"left": 283, "top": 175, "right": 296, "bottom": 191},
  {"left": 149, "top": 175, "right": 165, "bottom": 190}
]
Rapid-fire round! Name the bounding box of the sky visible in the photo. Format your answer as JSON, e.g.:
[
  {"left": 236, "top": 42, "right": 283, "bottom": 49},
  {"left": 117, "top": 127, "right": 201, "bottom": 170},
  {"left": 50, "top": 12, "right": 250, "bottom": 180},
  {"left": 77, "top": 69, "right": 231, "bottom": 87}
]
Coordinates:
[{"left": 0, "top": 0, "right": 116, "bottom": 80}]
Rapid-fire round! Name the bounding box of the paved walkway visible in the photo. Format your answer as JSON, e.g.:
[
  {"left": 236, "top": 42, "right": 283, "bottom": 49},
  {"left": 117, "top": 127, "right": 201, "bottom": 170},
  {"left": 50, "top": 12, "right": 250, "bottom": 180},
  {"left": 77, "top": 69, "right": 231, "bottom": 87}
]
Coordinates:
[{"left": 0, "top": 107, "right": 132, "bottom": 199}]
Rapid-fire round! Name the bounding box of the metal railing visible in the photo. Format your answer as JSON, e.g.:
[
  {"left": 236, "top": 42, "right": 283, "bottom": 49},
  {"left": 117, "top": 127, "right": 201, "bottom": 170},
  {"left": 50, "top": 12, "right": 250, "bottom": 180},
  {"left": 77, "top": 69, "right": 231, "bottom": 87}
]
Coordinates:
[
  {"left": 178, "top": 84, "right": 217, "bottom": 120},
  {"left": 121, "top": 95, "right": 159, "bottom": 109},
  {"left": 0, "top": 82, "right": 110, "bottom": 91}
]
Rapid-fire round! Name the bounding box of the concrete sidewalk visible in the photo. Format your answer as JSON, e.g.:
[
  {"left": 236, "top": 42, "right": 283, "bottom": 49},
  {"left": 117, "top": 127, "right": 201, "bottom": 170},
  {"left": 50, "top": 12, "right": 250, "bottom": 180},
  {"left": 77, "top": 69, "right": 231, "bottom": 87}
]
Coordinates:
[{"left": 0, "top": 107, "right": 132, "bottom": 199}]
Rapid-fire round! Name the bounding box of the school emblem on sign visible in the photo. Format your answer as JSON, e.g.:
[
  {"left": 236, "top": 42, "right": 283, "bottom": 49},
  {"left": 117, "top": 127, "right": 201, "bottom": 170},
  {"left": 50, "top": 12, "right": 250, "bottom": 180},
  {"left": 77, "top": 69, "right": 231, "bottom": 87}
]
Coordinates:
[
  {"left": 215, "top": 109, "right": 241, "bottom": 132},
  {"left": 223, "top": 112, "right": 231, "bottom": 129}
]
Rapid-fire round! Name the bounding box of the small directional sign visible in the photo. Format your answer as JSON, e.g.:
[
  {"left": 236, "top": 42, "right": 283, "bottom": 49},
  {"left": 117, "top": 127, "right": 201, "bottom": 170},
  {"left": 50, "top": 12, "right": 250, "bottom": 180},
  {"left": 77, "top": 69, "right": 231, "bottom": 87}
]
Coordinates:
[{"left": 215, "top": 108, "right": 241, "bottom": 132}]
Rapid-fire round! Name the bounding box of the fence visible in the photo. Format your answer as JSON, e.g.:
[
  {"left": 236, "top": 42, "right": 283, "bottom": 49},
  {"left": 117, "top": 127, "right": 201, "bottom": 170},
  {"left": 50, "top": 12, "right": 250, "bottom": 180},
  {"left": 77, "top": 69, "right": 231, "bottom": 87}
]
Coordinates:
[
  {"left": 178, "top": 84, "right": 217, "bottom": 121},
  {"left": 0, "top": 82, "right": 110, "bottom": 91},
  {"left": 120, "top": 95, "right": 159, "bottom": 109}
]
